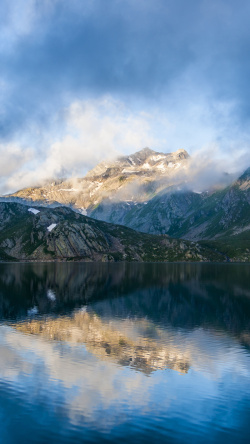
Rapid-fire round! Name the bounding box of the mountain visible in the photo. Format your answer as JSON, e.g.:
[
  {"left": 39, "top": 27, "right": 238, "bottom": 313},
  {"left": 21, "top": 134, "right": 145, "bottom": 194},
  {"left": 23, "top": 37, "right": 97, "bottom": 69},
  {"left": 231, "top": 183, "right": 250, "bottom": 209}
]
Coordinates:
[
  {"left": 169, "top": 168, "right": 250, "bottom": 239},
  {"left": 2, "top": 147, "right": 250, "bottom": 249},
  {"left": 0, "top": 202, "right": 229, "bottom": 262},
  {"left": 98, "top": 167, "right": 249, "bottom": 241},
  {"left": 5, "top": 147, "right": 189, "bottom": 213}
]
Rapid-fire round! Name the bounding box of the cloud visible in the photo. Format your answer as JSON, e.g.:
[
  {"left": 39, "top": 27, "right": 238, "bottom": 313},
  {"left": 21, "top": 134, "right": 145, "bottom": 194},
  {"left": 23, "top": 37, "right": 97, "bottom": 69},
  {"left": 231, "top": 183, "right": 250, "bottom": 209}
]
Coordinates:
[
  {"left": 1, "top": 0, "right": 250, "bottom": 143},
  {"left": 1, "top": 1, "right": 250, "bottom": 194},
  {"left": 1, "top": 94, "right": 249, "bottom": 195},
  {"left": 179, "top": 145, "right": 242, "bottom": 192},
  {"left": 0, "top": 143, "right": 33, "bottom": 194},
  {"left": 2, "top": 97, "right": 160, "bottom": 193},
  {"left": 1, "top": 320, "right": 250, "bottom": 432}
]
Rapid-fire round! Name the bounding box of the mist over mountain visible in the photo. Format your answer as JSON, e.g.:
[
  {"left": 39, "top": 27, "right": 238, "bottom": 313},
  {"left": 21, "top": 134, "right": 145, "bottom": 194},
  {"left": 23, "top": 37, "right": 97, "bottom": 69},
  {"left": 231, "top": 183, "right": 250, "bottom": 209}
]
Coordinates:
[
  {"left": 2, "top": 147, "right": 249, "bottom": 250},
  {"left": 3, "top": 146, "right": 239, "bottom": 206}
]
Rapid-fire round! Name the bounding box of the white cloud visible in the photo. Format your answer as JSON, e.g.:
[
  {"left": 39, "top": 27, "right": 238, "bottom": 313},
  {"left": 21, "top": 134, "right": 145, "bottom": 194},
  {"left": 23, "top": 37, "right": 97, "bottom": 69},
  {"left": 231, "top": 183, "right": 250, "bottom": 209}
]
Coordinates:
[
  {"left": 2, "top": 97, "right": 159, "bottom": 193},
  {"left": 0, "top": 321, "right": 249, "bottom": 430},
  {"left": 0, "top": 143, "right": 33, "bottom": 194},
  {"left": 1, "top": 95, "right": 249, "bottom": 195}
]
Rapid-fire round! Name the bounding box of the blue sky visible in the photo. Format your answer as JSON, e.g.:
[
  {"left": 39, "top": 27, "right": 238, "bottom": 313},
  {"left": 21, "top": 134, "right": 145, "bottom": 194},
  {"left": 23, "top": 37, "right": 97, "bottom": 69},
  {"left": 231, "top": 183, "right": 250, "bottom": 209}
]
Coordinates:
[{"left": 0, "top": 0, "right": 250, "bottom": 193}]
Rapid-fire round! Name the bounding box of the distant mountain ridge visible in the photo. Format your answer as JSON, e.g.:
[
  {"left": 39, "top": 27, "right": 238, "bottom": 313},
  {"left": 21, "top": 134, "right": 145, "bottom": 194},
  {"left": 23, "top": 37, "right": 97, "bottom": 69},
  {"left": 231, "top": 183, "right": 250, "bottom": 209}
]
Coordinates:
[
  {"left": 5, "top": 147, "right": 189, "bottom": 213},
  {"left": 85, "top": 147, "right": 189, "bottom": 177},
  {"left": 2, "top": 147, "right": 250, "bottom": 247},
  {"left": 100, "top": 167, "right": 249, "bottom": 241}
]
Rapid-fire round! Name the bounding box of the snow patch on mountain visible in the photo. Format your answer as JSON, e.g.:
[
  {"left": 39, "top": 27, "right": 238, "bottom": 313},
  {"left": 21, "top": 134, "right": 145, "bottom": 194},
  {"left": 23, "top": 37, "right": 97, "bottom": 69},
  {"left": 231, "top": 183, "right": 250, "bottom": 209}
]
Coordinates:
[
  {"left": 141, "top": 162, "right": 151, "bottom": 170},
  {"left": 28, "top": 208, "right": 40, "bottom": 215},
  {"left": 47, "top": 223, "right": 57, "bottom": 232},
  {"left": 150, "top": 155, "right": 166, "bottom": 162},
  {"left": 58, "top": 188, "right": 80, "bottom": 192},
  {"left": 78, "top": 208, "right": 87, "bottom": 216}
]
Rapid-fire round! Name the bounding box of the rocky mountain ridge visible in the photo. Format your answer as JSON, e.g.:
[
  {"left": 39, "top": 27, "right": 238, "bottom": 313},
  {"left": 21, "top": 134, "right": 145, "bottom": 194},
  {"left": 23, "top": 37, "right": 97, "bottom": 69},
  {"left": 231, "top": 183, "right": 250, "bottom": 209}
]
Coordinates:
[
  {"left": 2, "top": 147, "right": 250, "bottom": 247},
  {"left": 99, "top": 167, "right": 250, "bottom": 240},
  {"left": 0, "top": 202, "right": 231, "bottom": 262},
  {"left": 4, "top": 147, "right": 189, "bottom": 214}
]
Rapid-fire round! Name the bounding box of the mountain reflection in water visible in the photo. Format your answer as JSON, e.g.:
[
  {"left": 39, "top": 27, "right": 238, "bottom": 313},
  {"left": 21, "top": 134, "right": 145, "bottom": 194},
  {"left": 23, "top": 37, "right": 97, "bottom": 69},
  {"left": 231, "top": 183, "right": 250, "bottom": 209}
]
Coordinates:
[
  {"left": 0, "top": 263, "right": 250, "bottom": 444},
  {"left": 15, "top": 310, "right": 190, "bottom": 374},
  {"left": 1, "top": 262, "right": 249, "bottom": 347}
]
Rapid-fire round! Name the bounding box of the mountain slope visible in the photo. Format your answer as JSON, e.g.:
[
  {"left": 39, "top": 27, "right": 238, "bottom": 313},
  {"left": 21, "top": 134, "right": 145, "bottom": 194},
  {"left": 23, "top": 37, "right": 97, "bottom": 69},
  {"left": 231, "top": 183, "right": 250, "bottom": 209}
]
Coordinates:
[
  {"left": 0, "top": 202, "right": 232, "bottom": 262},
  {"left": 168, "top": 168, "right": 250, "bottom": 240},
  {"left": 5, "top": 147, "right": 189, "bottom": 213},
  {"left": 2, "top": 148, "right": 249, "bottom": 244},
  {"left": 91, "top": 167, "right": 250, "bottom": 241}
]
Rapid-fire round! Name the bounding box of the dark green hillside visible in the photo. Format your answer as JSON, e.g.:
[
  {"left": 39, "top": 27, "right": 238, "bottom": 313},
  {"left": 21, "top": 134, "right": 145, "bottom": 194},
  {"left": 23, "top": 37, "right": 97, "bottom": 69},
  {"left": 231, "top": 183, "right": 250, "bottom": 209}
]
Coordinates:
[
  {"left": 0, "top": 202, "right": 229, "bottom": 262},
  {"left": 200, "top": 230, "right": 250, "bottom": 262}
]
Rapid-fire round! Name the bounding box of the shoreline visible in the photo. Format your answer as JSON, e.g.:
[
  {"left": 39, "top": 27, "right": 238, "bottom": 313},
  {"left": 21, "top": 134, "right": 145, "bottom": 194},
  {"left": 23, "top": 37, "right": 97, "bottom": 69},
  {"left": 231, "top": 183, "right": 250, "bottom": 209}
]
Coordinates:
[{"left": 0, "top": 259, "right": 249, "bottom": 264}]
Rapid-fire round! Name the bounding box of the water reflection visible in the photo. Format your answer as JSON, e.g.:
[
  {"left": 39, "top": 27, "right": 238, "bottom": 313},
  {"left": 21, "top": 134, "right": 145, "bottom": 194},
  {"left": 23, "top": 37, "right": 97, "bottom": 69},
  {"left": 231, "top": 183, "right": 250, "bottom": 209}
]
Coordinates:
[
  {"left": 15, "top": 310, "right": 190, "bottom": 374},
  {"left": 0, "top": 263, "right": 250, "bottom": 443},
  {"left": 0, "top": 262, "right": 249, "bottom": 346}
]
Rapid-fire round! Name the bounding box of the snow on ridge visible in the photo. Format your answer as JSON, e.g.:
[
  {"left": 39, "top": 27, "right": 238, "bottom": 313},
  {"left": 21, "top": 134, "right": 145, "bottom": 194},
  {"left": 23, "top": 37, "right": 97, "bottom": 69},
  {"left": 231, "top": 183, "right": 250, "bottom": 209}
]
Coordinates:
[
  {"left": 58, "top": 188, "right": 80, "bottom": 192},
  {"left": 47, "top": 223, "right": 57, "bottom": 232},
  {"left": 90, "top": 182, "right": 103, "bottom": 197},
  {"left": 150, "top": 155, "right": 166, "bottom": 162},
  {"left": 141, "top": 162, "right": 151, "bottom": 169},
  {"left": 28, "top": 208, "right": 40, "bottom": 215},
  {"left": 122, "top": 168, "right": 139, "bottom": 173},
  {"left": 156, "top": 162, "right": 167, "bottom": 171},
  {"left": 79, "top": 208, "right": 87, "bottom": 216}
]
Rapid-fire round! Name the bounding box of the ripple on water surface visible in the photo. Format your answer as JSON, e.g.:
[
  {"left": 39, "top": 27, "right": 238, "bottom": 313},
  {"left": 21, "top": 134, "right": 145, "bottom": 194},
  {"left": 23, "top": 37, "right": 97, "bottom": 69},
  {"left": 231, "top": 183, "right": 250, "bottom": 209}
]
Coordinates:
[{"left": 0, "top": 262, "right": 250, "bottom": 443}]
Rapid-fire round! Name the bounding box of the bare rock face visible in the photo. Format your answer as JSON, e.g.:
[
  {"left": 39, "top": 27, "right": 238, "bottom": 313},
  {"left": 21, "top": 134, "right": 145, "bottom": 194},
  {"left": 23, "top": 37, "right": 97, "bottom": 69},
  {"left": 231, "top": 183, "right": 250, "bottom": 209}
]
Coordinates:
[
  {"left": 1, "top": 148, "right": 249, "bottom": 249},
  {"left": 5, "top": 147, "right": 190, "bottom": 214},
  {"left": 0, "top": 202, "right": 233, "bottom": 262}
]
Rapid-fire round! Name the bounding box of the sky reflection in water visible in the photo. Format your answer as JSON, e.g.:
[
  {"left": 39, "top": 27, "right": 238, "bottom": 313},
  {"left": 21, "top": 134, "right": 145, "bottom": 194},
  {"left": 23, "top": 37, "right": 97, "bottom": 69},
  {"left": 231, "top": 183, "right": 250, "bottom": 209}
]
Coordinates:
[{"left": 0, "top": 262, "right": 249, "bottom": 443}]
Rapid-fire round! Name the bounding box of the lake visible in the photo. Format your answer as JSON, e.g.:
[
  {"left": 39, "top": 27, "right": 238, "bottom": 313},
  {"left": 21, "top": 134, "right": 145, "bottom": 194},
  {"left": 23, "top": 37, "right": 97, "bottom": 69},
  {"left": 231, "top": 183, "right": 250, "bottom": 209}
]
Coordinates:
[{"left": 0, "top": 262, "right": 249, "bottom": 443}]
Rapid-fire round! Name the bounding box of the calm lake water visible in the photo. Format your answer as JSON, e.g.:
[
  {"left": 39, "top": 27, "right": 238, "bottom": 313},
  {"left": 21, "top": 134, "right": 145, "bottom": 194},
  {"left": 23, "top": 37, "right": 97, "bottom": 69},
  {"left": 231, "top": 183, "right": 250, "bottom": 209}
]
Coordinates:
[{"left": 0, "top": 262, "right": 249, "bottom": 443}]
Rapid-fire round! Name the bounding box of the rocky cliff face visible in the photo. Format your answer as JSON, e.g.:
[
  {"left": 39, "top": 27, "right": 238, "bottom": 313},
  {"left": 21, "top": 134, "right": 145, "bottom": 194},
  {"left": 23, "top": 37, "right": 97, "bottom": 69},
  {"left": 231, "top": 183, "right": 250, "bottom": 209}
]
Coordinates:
[
  {"left": 110, "top": 169, "right": 250, "bottom": 239},
  {"left": 2, "top": 147, "right": 250, "bottom": 248},
  {"left": 88, "top": 166, "right": 250, "bottom": 252},
  {"left": 0, "top": 202, "right": 235, "bottom": 262},
  {"left": 5, "top": 147, "right": 189, "bottom": 213}
]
